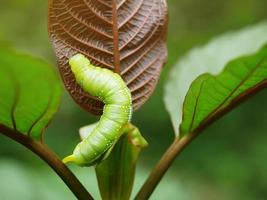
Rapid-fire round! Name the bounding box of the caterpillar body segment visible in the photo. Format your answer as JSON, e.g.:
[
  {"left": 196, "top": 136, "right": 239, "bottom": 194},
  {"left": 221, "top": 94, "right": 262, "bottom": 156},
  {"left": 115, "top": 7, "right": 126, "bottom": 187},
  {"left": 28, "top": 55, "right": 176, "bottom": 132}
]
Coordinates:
[{"left": 63, "top": 54, "right": 132, "bottom": 166}]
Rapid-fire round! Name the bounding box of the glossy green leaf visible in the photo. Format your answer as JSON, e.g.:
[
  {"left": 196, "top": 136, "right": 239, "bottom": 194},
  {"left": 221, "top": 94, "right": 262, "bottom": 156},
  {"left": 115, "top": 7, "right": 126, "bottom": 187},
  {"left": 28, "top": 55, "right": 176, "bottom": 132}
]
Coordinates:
[
  {"left": 180, "top": 45, "right": 267, "bottom": 136},
  {"left": 80, "top": 123, "right": 148, "bottom": 200},
  {"left": 0, "top": 47, "right": 62, "bottom": 139},
  {"left": 164, "top": 21, "right": 267, "bottom": 136}
]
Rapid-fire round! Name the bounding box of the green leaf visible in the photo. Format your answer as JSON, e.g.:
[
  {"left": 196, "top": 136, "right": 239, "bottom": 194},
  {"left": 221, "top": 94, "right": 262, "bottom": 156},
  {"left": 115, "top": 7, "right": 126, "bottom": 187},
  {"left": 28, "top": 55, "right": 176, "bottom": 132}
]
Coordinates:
[
  {"left": 180, "top": 45, "right": 267, "bottom": 136},
  {"left": 0, "top": 47, "right": 62, "bottom": 139},
  {"left": 164, "top": 21, "right": 267, "bottom": 136},
  {"left": 80, "top": 123, "right": 148, "bottom": 200}
]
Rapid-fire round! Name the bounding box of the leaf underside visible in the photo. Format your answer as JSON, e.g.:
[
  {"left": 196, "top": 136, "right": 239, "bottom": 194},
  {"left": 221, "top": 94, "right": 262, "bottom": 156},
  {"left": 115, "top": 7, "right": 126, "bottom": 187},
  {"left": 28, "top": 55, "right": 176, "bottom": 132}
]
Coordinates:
[
  {"left": 49, "top": 0, "right": 168, "bottom": 115},
  {"left": 0, "top": 47, "right": 62, "bottom": 140},
  {"left": 180, "top": 45, "right": 267, "bottom": 136}
]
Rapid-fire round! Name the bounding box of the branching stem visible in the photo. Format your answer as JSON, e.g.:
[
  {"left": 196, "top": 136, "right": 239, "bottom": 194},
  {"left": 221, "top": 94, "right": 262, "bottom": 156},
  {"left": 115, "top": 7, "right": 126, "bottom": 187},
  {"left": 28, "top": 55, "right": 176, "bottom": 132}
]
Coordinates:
[
  {"left": 0, "top": 124, "right": 94, "bottom": 200},
  {"left": 135, "top": 131, "right": 199, "bottom": 200}
]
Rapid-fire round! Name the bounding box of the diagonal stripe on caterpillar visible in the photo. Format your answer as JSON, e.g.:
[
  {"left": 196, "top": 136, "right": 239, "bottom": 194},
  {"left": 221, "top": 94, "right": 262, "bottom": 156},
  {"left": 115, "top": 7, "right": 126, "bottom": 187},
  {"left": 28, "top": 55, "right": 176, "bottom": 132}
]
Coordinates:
[{"left": 63, "top": 54, "right": 132, "bottom": 166}]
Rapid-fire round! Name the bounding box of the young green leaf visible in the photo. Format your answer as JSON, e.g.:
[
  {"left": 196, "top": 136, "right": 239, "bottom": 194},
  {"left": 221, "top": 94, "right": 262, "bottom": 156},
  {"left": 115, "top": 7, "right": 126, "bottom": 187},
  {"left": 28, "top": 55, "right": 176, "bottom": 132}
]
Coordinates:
[
  {"left": 164, "top": 21, "right": 267, "bottom": 136},
  {"left": 0, "top": 47, "right": 62, "bottom": 140},
  {"left": 180, "top": 45, "right": 267, "bottom": 136}
]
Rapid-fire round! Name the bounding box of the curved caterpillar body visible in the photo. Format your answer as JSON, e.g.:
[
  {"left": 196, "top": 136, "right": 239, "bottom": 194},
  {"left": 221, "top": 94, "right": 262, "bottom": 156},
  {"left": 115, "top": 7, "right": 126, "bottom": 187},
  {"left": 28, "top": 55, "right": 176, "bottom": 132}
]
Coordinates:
[{"left": 63, "top": 54, "right": 132, "bottom": 166}]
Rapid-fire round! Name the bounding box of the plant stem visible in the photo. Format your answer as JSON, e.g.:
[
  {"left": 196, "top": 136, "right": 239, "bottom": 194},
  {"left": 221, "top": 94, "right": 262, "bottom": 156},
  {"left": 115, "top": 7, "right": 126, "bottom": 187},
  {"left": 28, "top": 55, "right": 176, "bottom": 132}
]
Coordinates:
[
  {"left": 0, "top": 124, "right": 93, "bottom": 200},
  {"left": 135, "top": 131, "right": 199, "bottom": 200}
]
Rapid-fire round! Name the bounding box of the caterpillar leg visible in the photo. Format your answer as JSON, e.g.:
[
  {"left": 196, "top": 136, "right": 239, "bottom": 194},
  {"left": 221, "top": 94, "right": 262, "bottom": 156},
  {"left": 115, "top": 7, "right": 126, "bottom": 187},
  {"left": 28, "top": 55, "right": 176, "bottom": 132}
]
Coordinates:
[{"left": 67, "top": 123, "right": 129, "bottom": 165}]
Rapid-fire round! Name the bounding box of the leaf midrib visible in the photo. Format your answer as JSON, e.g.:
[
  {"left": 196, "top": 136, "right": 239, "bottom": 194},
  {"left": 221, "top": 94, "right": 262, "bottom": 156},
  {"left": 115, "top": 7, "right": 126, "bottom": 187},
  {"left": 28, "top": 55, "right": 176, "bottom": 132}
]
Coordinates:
[{"left": 112, "top": 0, "right": 121, "bottom": 73}]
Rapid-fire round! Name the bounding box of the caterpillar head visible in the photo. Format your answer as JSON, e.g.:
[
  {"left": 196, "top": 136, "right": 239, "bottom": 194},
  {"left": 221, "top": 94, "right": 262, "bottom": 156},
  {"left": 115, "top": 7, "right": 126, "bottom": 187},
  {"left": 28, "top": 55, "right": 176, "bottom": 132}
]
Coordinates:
[{"left": 69, "top": 54, "right": 90, "bottom": 75}]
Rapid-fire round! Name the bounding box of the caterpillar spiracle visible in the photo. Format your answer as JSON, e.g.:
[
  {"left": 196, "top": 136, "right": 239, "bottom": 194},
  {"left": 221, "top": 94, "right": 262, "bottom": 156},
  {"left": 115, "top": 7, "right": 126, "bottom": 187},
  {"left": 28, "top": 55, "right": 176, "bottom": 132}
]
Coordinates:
[{"left": 63, "top": 54, "right": 132, "bottom": 166}]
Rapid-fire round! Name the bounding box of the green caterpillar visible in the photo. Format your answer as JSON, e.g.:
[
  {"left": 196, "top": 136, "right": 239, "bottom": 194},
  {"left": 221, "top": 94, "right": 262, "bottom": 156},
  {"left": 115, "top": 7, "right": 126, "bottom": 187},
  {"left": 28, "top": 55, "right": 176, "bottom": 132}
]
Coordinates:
[{"left": 63, "top": 54, "right": 132, "bottom": 166}]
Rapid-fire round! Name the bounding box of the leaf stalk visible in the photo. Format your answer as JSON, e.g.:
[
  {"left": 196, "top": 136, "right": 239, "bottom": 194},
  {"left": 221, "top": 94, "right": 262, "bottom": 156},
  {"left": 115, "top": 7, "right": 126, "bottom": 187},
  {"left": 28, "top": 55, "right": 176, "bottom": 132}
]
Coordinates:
[{"left": 0, "top": 124, "right": 94, "bottom": 200}]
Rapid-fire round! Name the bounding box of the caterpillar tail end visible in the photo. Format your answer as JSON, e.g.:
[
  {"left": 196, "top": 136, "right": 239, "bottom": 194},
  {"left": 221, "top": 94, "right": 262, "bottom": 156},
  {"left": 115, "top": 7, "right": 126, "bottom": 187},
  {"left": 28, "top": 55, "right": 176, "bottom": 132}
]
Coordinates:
[{"left": 63, "top": 155, "right": 79, "bottom": 165}]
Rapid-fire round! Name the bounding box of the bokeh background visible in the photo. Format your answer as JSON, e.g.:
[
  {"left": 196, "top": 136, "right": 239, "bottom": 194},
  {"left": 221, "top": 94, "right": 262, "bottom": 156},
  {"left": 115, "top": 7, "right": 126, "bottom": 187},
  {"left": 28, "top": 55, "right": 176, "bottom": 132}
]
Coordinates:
[{"left": 1, "top": 0, "right": 267, "bottom": 199}]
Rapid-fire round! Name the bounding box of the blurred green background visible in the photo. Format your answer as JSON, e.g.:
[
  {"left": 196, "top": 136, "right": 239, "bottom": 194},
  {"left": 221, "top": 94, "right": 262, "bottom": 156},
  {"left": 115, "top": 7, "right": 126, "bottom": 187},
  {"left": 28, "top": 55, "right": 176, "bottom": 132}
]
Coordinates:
[{"left": 1, "top": 0, "right": 267, "bottom": 199}]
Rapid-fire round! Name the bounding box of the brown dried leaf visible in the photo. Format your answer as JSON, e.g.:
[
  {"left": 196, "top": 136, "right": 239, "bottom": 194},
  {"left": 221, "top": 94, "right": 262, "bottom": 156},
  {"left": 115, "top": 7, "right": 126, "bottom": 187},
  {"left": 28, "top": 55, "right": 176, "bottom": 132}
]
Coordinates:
[{"left": 48, "top": 0, "right": 168, "bottom": 115}]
